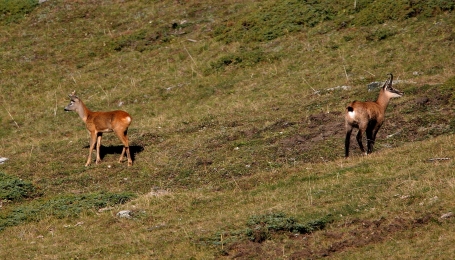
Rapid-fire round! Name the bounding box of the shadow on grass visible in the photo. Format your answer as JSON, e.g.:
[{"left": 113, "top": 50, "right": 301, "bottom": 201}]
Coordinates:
[{"left": 83, "top": 145, "right": 144, "bottom": 162}]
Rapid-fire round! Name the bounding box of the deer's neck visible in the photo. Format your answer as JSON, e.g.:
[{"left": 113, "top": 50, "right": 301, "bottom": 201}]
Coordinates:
[
  {"left": 375, "top": 89, "right": 391, "bottom": 113},
  {"left": 76, "top": 101, "right": 91, "bottom": 122}
]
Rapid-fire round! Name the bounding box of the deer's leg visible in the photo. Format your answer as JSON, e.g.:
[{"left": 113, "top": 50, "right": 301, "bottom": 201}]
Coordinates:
[
  {"left": 119, "top": 146, "right": 126, "bottom": 163},
  {"left": 125, "top": 146, "right": 132, "bottom": 166},
  {"left": 345, "top": 126, "right": 353, "bottom": 158},
  {"left": 115, "top": 129, "right": 132, "bottom": 166},
  {"left": 117, "top": 133, "right": 126, "bottom": 162},
  {"left": 95, "top": 133, "right": 102, "bottom": 164},
  {"left": 86, "top": 132, "right": 97, "bottom": 166}
]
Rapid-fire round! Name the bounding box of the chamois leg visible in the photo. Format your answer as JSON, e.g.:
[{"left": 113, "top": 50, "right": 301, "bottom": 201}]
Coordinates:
[
  {"left": 345, "top": 127, "right": 353, "bottom": 157},
  {"left": 115, "top": 129, "right": 132, "bottom": 166},
  {"left": 366, "top": 128, "right": 374, "bottom": 154},
  {"left": 86, "top": 132, "right": 97, "bottom": 166},
  {"left": 95, "top": 133, "right": 102, "bottom": 164},
  {"left": 369, "top": 126, "right": 381, "bottom": 154},
  {"left": 356, "top": 130, "right": 366, "bottom": 155}
]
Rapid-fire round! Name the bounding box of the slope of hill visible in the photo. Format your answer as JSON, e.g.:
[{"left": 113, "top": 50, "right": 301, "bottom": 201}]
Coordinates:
[{"left": 1, "top": 0, "right": 455, "bottom": 258}]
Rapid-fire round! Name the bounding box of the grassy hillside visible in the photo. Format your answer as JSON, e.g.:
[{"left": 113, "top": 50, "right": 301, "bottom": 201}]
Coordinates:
[{"left": 1, "top": 0, "right": 455, "bottom": 258}]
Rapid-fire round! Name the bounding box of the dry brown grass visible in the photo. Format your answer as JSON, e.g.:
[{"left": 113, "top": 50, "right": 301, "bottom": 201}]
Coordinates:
[{"left": 1, "top": 0, "right": 455, "bottom": 258}]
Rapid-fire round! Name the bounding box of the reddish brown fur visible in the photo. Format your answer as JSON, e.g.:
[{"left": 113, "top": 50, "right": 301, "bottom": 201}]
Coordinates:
[
  {"left": 345, "top": 74, "right": 403, "bottom": 157},
  {"left": 65, "top": 92, "right": 133, "bottom": 166}
]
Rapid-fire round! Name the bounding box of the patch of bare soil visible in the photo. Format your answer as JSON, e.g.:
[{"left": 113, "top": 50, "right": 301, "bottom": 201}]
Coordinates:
[
  {"left": 277, "top": 111, "right": 344, "bottom": 159},
  {"left": 278, "top": 86, "right": 455, "bottom": 161},
  {"left": 222, "top": 213, "right": 440, "bottom": 259}
]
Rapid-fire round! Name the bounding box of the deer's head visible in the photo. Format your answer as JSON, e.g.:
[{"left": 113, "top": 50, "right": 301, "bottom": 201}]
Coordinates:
[{"left": 64, "top": 91, "right": 81, "bottom": 112}]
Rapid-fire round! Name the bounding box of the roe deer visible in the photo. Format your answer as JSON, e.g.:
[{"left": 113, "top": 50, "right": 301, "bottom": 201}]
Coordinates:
[
  {"left": 64, "top": 91, "right": 133, "bottom": 166},
  {"left": 345, "top": 73, "right": 403, "bottom": 157}
]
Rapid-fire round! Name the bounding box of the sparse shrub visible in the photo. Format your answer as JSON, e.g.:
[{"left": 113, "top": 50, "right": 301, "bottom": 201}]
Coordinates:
[
  {"left": 354, "top": 0, "right": 414, "bottom": 26},
  {"left": 0, "top": 172, "right": 37, "bottom": 201},
  {"left": 0, "top": 192, "right": 136, "bottom": 231},
  {"left": 209, "top": 49, "right": 280, "bottom": 72},
  {"left": 353, "top": 0, "right": 455, "bottom": 26},
  {"left": 213, "top": 0, "right": 343, "bottom": 44},
  {"left": 366, "top": 28, "right": 397, "bottom": 41},
  {"left": 38, "top": 192, "right": 135, "bottom": 218},
  {"left": 408, "top": 0, "right": 455, "bottom": 17},
  {"left": 442, "top": 75, "right": 455, "bottom": 104},
  {"left": 199, "top": 212, "right": 330, "bottom": 248},
  {"left": 109, "top": 28, "right": 169, "bottom": 52},
  {"left": 212, "top": 0, "right": 454, "bottom": 44},
  {"left": 245, "top": 212, "right": 329, "bottom": 242},
  {"left": 426, "top": 65, "right": 444, "bottom": 75},
  {"left": 443, "top": 75, "right": 455, "bottom": 87},
  {"left": 343, "top": 35, "right": 354, "bottom": 42},
  {"left": 0, "top": 0, "right": 38, "bottom": 24}
]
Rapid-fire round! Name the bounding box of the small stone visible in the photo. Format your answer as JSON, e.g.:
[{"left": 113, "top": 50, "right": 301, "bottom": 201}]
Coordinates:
[
  {"left": 441, "top": 212, "right": 453, "bottom": 219},
  {"left": 148, "top": 188, "right": 170, "bottom": 197},
  {"left": 147, "top": 224, "right": 166, "bottom": 231},
  {"left": 0, "top": 157, "right": 8, "bottom": 164},
  {"left": 98, "top": 206, "right": 114, "bottom": 213},
  {"left": 367, "top": 82, "right": 382, "bottom": 91},
  {"left": 416, "top": 97, "right": 429, "bottom": 106},
  {"left": 117, "top": 210, "right": 133, "bottom": 219}
]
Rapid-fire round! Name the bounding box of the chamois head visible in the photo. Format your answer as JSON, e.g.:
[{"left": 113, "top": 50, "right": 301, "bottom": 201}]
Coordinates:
[{"left": 382, "top": 73, "right": 404, "bottom": 98}]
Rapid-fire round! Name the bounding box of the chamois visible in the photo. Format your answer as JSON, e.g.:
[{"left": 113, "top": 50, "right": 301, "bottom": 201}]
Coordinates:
[
  {"left": 345, "top": 73, "right": 403, "bottom": 157},
  {"left": 64, "top": 91, "right": 133, "bottom": 166}
]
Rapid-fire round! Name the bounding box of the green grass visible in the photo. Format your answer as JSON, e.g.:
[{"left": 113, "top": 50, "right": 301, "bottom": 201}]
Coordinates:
[
  {"left": 0, "top": 172, "right": 38, "bottom": 201},
  {"left": 0, "top": 0, "right": 38, "bottom": 24},
  {"left": 0, "top": 0, "right": 455, "bottom": 258},
  {"left": 0, "top": 192, "right": 135, "bottom": 231}
]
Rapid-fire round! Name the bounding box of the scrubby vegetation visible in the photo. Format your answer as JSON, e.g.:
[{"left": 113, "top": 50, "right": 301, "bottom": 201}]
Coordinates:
[
  {"left": 1, "top": 0, "right": 455, "bottom": 258},
  {"left": 0, "top": 172, "right": 37, "bottom": 201},
  {"left": 0, "top": 192, "right": 134, "bottom": 231},
  {"left": 0, "top": 0, "right": 38, "bottom": 24}
]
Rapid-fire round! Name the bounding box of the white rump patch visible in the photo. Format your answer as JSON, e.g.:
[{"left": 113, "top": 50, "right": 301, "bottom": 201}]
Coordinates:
[{"left": 348, "top": 111, "right": 356, "bottom": 118}]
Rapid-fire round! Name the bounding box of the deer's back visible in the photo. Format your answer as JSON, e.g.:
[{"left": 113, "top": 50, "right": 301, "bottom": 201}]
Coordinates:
[{"left": 86, "top": 110, "right": 132, "bottom": 132}]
